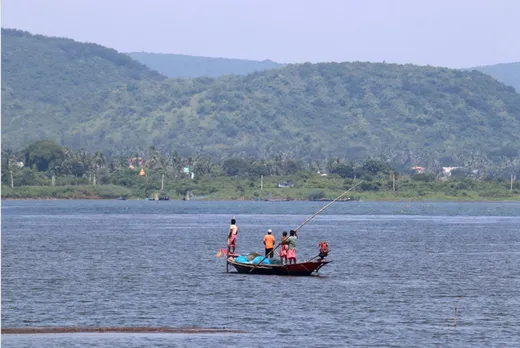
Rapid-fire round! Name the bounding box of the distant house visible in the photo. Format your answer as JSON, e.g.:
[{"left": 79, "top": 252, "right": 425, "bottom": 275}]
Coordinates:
[
  {"left": 411, "top": 166, "right": 425, "bottom": 174},
  {"left": 278, "top": 180, "right": 294, "bottom": 188},
  {"left": 442, "top": 167, "right": 459, "bottom": 177},
  {"left": 128, "top": 157, "right": 145, "bottom": 169}
]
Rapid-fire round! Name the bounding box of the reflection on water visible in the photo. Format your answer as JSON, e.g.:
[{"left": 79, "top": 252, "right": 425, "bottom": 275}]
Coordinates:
[{"left": 2, "top": 200, "right": 520, "bottom": 348}]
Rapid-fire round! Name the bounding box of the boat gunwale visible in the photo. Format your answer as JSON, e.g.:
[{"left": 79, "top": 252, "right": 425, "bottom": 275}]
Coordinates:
[{"left": 226, "top": 257, "right": 331, "bottom": 270}]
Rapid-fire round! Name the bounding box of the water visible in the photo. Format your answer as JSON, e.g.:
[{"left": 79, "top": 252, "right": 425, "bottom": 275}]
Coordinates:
[{"left": 2, "top": 200, "right": 520, "bottom": 347}]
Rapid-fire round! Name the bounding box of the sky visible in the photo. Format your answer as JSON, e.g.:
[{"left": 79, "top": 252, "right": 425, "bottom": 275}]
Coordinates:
[{"left": 2, "top": 0, "right": 519, "bottom": 68}]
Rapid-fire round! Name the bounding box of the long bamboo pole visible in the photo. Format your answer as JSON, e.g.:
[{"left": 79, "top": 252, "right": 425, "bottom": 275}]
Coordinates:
[{"left": 293, "top": 180, "right": 364, "bottom": 232}]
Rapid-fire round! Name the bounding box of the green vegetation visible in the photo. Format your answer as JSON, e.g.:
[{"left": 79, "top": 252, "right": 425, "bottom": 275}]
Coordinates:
[
  {"left": 466, "top": 61, "right": 520, "bottom": 92},
  {"left": 2, "top": 141, "right": 519, "bottom": 200},
  {"left": 128, "top": 53, "right": 520, "bottom": 93},
  {"left": 126, "top": 52, "right": 284, "bottom": 78},
  {"left": 1, "top": 28, "right": 165, "bottom": 152},
  {"left": 1, "top": 185, "right": 132, "bottom": 199},
  {"left": 2, "top": 27, "right": 520, "bottom": 206},
  {"left": 2, "top": 28, "right": 520, "bottom": 175}
]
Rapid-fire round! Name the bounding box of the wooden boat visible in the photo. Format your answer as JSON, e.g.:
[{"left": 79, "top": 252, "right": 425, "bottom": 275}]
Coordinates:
[
  {"left": 217, "top": 182, "right": 363, "bottom": 277},
  {"left": 226, "top": 255, "right": 330, "bottom": 276},
  {"left": 145, "top": 193, "right": 170, "bottom": 201}
]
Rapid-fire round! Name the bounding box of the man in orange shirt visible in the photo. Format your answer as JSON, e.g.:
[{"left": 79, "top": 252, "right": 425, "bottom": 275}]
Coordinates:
[{"left": 263, "top": 229, "right": 276, "bottom": 258}]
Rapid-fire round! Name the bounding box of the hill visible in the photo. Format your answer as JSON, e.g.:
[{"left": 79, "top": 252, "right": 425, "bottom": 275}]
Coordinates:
[
  {"left": 126, "top": 52, "right": 284, "bottom": 78},
  {"left": 2, "top": 29, "right": 520, "bottom": 171},
  {"left": 465, "top": 62, "right": 520, "bottom": 92},
  {"left": 1, "top": 29, "right": 165, "bottom": 100},
  {"left": 1, "top": 28, "right": 165, "bottom": 147}
]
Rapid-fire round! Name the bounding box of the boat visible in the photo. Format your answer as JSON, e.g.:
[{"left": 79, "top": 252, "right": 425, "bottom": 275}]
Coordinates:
[
  {"left": 145, "top": 192, "right": 170, "bottom": 201},
  {"left": 226, "top": 255, "right": 330, "bottom": 276},
  {"left": 145, "top": 196, "right": 170, "bottom": 201},
  {"left": 218, "top": 249, "right": 330, "bottom": 276},
  {"left": 216, "top": 181, "right": 363, "bottom": 277}
]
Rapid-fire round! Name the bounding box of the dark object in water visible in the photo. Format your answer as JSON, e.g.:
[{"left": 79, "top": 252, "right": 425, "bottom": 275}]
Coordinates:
[
  {"left": 145, "top": 196, "right": 170, "bottom": 201},
  {"left": 227, "top": 256, "right": 330, "bottom": 276},
  {"left": 1, "top": 327, "right": 249, "bottom": 334}
]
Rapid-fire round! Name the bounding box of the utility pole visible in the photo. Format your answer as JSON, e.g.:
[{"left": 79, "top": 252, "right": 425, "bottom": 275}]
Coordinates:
[
  {"left": 161, "top": 174, "right": 165, "bottom": 191},
  {"left": 392, "top": 174, "right": 396, "bottom": 193},
  {"left": 261, "top": 175, "right": 263, "bottom": 191},
  {"left": 10, "top": 170, "right": 14, "bottom": 188}
]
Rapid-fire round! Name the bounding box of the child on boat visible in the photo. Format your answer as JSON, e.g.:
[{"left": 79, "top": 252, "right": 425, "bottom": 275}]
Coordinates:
[{"left": 279, "top": 231, "right": 288, "bottom": 264}]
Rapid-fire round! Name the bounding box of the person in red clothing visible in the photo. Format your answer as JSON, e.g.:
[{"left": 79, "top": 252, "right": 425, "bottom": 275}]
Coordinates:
[
  {"left": 283, "top": 230, "right": 298, "bottom": 264},
  {"left": 279, "top": 231, "right": 289, "bottom": 264},
  {"left": 227, "top": 218, "right": 238, "bottom": 254},
  {"left": 263, "top": 229, "right": 276, "bottom": 258}
]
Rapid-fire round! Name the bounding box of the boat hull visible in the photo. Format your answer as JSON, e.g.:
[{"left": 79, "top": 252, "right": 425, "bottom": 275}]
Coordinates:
[{"left": 227, "top": 258, "right": 330, "bottom": 276}]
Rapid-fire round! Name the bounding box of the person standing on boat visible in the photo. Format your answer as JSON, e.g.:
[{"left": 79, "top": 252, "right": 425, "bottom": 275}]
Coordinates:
[
  {"left": 279, "top": 231, "right": 289, "bottom": 264},
  {"left": 284, "top": 230, "right": 298, "bottom": 264},
  {"left": 263, "top": 229, "right": 276, "bottom": 258},
  {"left": 227, "top": 218, "right": 238, "bottom": 254}
]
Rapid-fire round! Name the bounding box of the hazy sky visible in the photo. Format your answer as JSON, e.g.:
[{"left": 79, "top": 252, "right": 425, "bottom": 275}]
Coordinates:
[{"left": 2, "top": 0, "right": 519, "bottom": 68}]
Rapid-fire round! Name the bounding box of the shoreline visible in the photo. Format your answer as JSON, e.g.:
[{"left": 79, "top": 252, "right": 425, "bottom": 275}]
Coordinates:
[{"left": 2, "top": 197, "right": 519, "bottom": 203}]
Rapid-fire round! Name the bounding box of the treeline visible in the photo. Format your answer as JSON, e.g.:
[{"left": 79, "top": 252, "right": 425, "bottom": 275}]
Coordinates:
[
  {"left": 2, "top": 140, "right": 397, "bottom": 185},
  {"left": 2, "top": 140, "right": 519, "bottom": 200}
]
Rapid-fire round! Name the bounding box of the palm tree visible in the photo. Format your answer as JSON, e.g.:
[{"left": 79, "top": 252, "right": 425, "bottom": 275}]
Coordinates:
[
  {"left": 146, "top": 146, "right": 160, "bottom": 170},
  {"left": 93, "top": 151, "right": 107, "bottom": 170},
  {"left": 192, "top": 155, "right": 213, "bottom": 177},
  {"left": 170, "top": 151, "right": 183, "bottom": 178},
  {"left": 2, "top": 148, "right": 19, "bottom": 188}
]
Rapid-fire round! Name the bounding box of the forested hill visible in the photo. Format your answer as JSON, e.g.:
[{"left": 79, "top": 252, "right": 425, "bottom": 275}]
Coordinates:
[
  {"left": 1, "top": 28, "right": 165, "bottom": 149},
  {"left": 1, "top": 29, "right": 165, "bottom": 98},
  {"left": 466, "top": 62, "right": 520, "bottom": 92},
  {"left": 2, "top": 29, "right": 520, "bottom": 171},
  {"left": 126, "top": 52, "right": 284, "bottom": 78},
  {"left": 126, "top": 52, "right": 520, "bottom": 90}
]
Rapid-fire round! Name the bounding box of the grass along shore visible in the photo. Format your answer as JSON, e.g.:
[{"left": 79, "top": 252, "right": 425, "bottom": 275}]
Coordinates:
[{"left": 2, "top": 174, "right": 520, "bottom": 201}]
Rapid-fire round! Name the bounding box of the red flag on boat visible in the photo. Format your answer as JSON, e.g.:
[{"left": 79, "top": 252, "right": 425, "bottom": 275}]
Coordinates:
[{"left": 216, "top": 248, "right": 228, "bottom": 258}]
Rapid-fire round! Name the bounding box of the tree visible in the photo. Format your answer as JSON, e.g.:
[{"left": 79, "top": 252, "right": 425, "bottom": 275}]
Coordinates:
[
  {"left": 192, "top": 156, "right": 213, "bottom": 177},
  {"left": 411, "top": 173, "right": 436, "bottom": 182},
  {"left": 222, "top": 157, "right": 251, "bottom": 176},
  {"left": 1, "top": 148, "right": 22, "bottom": 187},
  {"left": 24, "top": 140, "right": 65, "bottom": 172},
  {"left": 330, "top": 162, "right": 356, "bottom": 178},
  {"left": 282, "top": 159, "right": 304, "bottom": 175}
]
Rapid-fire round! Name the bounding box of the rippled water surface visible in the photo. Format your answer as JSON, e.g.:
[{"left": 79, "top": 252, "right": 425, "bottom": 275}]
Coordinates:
[{"left": 2, "top": 200, "right": 520, "bottom": 347}]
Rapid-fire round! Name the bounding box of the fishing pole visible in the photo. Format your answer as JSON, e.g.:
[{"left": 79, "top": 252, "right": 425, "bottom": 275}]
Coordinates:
[{"left": 249, "top": 180, "right": 363, "bottom": 272}]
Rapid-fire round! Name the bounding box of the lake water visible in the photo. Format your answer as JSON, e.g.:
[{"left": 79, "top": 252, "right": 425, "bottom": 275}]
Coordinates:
[{"left": 2, "top": 200, "right": 520, "bottom": 347}]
